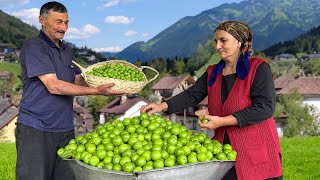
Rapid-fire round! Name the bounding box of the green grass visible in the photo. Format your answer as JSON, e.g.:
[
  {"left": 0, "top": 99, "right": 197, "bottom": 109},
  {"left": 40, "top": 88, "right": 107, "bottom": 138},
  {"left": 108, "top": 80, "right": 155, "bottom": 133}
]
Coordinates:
[
  {"left": 0, "top": 62, "right": 21, "bottom": 78},
  {"left": 0, "top": 59, "right": 88, "bottom": 77},
  {"left": 0, "top": 143, "right": 16, "bottom": 180},
  {"left": 281, "top": 136, "right": 320, "bottom": 179},
  {"left": 1, "top": 136, "right": 320, "bottom": 179}
]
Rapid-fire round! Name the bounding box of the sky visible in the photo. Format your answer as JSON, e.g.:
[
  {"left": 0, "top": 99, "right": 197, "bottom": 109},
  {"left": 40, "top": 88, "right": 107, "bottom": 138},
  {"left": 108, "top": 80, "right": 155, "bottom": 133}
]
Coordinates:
[{"left": 1, "top": 0, "right": 243, "bottom": 53}]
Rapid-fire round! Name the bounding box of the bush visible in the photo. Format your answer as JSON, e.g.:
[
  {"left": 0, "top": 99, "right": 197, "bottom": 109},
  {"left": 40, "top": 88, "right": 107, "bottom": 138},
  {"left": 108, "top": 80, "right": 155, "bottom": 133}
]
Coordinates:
[{"left": 276, "top": 90, "right": 319, "bottom": 137}]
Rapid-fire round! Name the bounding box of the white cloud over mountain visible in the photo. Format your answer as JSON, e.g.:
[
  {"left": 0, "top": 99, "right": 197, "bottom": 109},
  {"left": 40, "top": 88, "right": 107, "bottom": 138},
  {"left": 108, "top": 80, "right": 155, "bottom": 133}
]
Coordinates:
[
  {"left": 65, "top": 24, "right": 101, "bottom": 39},
  {"left": 93, "top": 46, "right": 123, "bottom": 53},
  {"left": 125, "top": 30, "right": 138, "bottom": 36},
  {"left": 104, "top": 16, "right": 134, "bottom": 24}
]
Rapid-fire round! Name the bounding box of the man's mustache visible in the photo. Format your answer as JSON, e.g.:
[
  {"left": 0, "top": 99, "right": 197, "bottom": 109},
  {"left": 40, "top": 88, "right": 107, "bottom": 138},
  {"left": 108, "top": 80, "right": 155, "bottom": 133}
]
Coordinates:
[{"left": 57, "top": 31, "right": 65, "bottom": 34}]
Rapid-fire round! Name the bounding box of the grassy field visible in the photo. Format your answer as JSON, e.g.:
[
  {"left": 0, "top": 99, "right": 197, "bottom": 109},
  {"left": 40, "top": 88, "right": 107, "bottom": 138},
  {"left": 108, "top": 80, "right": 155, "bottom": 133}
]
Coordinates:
[
  {"left": 280, "top": 136, "right": 320, "bottom": 179},
  {"left": 0, "top": 143, "right": 16, "bottom": 180},
  {"left": 0, "top": 62, "right": 21, "bottom": 77},
  {"left": 0, "top": 59, "right": 88, "bottom": 77},
  {"left": 0, "top": 136, "right": 319, "bottom": 180}
]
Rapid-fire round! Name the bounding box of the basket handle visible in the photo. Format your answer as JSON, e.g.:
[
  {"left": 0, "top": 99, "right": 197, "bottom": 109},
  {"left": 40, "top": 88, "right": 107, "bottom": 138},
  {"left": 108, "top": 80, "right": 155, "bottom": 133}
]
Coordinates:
[
  {"left": 140, "top": 66, "right": 159, "bottom": 84},
  {"left": 72, "top": 60, "right": 86, "bottom": 73}
]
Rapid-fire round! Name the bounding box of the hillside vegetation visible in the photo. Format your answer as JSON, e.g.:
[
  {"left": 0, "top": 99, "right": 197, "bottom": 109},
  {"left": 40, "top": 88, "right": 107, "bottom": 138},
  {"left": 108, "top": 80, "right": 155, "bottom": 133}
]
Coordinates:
[
  {"left": 0, "top": 10, "right": 38, "bottom": 48},
  {"left": 264, "top": 25, "right": 320, "bottom": 56}
]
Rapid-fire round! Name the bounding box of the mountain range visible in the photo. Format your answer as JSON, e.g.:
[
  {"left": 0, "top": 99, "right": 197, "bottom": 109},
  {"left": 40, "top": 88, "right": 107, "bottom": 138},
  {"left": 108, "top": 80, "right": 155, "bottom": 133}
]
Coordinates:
[
  {"left": 263, "top": 25, "right": 320, "bottom": 56},
  {"left": 116, "top": 0, "right": 320, "bottom": 62}
]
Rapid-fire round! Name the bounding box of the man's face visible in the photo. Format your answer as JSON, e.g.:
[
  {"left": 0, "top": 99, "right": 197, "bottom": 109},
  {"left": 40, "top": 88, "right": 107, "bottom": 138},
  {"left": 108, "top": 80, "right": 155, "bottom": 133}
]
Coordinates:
[{"left": 39, "top": 10, "right": 68, "bottom": 43}]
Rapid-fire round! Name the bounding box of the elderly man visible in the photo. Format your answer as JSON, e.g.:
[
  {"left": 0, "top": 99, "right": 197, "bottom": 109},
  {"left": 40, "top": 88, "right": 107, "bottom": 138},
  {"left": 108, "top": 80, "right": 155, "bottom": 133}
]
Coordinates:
[{"left": 16, "top": 1, "right": 122, "bottom": 180}]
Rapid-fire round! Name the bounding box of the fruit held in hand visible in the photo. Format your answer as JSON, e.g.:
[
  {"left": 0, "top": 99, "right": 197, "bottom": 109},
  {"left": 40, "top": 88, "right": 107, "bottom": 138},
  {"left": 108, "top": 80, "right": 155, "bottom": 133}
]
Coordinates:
[{"left": 199, "top": 115, "right": 208, "bottom": 124}]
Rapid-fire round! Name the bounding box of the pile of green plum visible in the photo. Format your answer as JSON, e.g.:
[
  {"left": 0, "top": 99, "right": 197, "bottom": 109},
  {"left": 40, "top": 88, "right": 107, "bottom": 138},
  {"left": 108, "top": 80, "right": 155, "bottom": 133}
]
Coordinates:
[
  {"left": 57, "top": 113, "right": 237, "bottom": 173},
  {"left": 87, "top": 63, "right": 145, "bottom": 81}
]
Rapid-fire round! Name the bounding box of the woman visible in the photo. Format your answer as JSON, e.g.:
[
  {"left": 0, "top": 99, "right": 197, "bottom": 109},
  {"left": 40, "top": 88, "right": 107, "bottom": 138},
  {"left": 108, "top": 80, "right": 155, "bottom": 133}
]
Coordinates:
[{"left": 141, "top": 20, "right": 283, "bottom": 180}]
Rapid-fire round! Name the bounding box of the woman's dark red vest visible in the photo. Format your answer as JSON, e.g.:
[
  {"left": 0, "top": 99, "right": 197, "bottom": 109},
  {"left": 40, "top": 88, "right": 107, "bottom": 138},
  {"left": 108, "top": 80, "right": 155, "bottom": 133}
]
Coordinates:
[{"left": 206, "top": 57, "right": 282, "bottom": 180}]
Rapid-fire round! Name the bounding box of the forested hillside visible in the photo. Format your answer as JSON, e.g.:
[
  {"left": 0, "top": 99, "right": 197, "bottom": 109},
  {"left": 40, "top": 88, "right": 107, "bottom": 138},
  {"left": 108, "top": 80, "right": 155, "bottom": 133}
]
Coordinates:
[
  {"left": 0, "top": 10, "right": 38, "bottom": 48},
  {"left": 263, "top": 25, "right": 320, "bottom": 56}
]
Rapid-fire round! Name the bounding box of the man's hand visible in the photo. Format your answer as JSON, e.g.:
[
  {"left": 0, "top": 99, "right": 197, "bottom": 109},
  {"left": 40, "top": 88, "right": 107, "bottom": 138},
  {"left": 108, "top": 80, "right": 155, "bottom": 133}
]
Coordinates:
[
  {"left": 39, "top": 73, "right": 123, "bottom": 96},
  {"left": 96, "top": 83, "right": 124, "bottom": 96},
  {"left": 140, "top": 102, "right": 168, "bottom": 115}
]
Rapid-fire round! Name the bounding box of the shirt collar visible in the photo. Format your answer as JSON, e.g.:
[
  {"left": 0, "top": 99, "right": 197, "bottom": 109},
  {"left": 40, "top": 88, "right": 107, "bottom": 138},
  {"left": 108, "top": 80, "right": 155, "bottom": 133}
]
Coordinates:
[{"left": 38, "top": 30, "right": 65, "bottom": 49}]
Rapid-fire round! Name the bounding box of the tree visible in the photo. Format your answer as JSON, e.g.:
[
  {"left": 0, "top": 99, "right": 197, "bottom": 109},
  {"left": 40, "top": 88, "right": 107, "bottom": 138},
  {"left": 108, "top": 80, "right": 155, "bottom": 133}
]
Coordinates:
[
  {"left": 187, "top": 40, "right": 215, "bottom": 74},
  {"left": 302, "top": 59, "right": 320, "bottom": 76},
  {"left": 276, "top": 90, "right": 319, "bottom": 137},
  {"left": 4, "top": 52, "right": 19, "bottom": 63},
  {"left": 172, "top": 60, "right": 185, "bottom": 75},
  {"left": 135, "top": 59, "right": 142, "bottom": 67},
  {"left": 87, "top": 95, "right": 115, "bottom": 121}
]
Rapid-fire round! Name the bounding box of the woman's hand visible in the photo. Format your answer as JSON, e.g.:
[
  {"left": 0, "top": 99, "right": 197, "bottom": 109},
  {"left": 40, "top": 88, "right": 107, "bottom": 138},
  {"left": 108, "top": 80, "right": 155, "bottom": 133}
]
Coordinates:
[
  {"left": 198, "top": 115, "right": 222, "bottom": 130},
  {"left": 140, "top": 102, "right": 168, "bottom": 115},
  {"left": 198, "top": 114, "right": 238, "bottom": 130},
  {"left": 195, "top": 109, "right": 209, "bottom": 117}
]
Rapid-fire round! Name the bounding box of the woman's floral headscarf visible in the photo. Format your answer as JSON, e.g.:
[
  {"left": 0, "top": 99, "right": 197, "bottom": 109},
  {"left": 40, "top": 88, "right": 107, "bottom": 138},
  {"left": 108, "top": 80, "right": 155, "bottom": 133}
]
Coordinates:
[{"left": 215, "top": 20, "right": 253, "bottom": 52}]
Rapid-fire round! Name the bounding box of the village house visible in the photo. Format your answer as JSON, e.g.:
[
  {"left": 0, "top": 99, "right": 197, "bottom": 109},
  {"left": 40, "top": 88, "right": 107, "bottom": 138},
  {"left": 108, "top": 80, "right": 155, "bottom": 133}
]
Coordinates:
[
  {"left": 0, "top": 43, "right": 19, "bottom": 63},
  {"left": 274, "top": 74, "right": 320, "bottom": 137},
  {"left": 150, "top": 75, "right": 195, "bottom": 103},
  {"left": 0, "top": 97, "right": 94, "bottom": 139},
  {"left": 301, "top": 53, "right": 320, "bottom": 61},
  {"left": 84, "top": 55, "right": 98, "bottom": 64},
  {"left": 0, "top": 71, "right": 11, "bottom": 80},
  {"left": 273, "top": 53, "right": 297, "bottom": 61},
  {"left": 73, "top": 101, "right": 94, "bottom": 135},
  {"left": 0, "top": 43, "right": 16, "bottom": 53},
  {"left": 99, "top": 95, "right": 148, "bottom": 123},
  {"left": 75, "top": 49, "right": 88, "bottom": 56},
  {"left": 0, "top": 100, "right": 18, "bottom": 142}
]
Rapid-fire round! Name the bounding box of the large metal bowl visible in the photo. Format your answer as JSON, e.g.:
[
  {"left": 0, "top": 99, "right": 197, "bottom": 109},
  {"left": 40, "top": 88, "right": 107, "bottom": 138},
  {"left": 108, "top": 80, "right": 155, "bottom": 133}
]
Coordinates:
[{"left": 68, "top": 159, "right": 235, "bottom": 180}]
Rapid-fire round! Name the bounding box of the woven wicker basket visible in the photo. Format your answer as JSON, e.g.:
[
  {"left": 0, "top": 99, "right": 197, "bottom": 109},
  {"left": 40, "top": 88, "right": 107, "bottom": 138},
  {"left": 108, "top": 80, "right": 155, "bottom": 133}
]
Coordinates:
[{"left": 72, "top": 60, "right": 159, "bottom": 94}]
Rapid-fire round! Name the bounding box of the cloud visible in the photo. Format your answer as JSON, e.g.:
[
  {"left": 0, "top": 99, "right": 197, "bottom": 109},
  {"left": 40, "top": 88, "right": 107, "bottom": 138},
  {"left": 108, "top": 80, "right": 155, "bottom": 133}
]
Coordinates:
[
  {"left": 65, "top": 24, "right": 101, "bottom": 39},
  {"left": 104, "top": 16, "right": 134, "bottom": 24},
  {"left": 0, "top": 0, "right": 30, "bottom": 8},
  {"left": 9, "top": 8, "right": 40, "bottom": 28},
  {"left": 97, "top": 0, "right": 120, "bottom": 9},
  {"left": 97, "top": 0, "right": 137, "bottom": 9},
  {"left": 142, "top": 33, "right": 149, "bottom": 37},
  {"left": 93, "top": 46, "right": 123, "bottom": 53},
  {"left": 125, "top": 30, "right": 138, "bottom": 37}
]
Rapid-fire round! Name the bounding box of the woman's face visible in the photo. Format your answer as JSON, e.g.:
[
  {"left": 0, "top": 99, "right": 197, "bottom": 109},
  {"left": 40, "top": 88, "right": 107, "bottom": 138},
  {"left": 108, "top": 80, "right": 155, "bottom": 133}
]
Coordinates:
[{"left": 214, "top": 30, "right": 241, "bottom": 62}]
